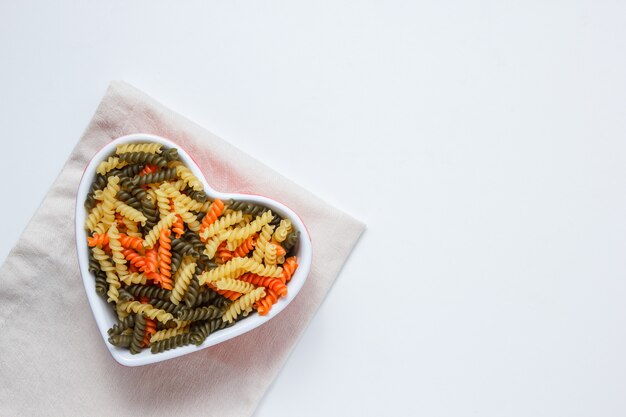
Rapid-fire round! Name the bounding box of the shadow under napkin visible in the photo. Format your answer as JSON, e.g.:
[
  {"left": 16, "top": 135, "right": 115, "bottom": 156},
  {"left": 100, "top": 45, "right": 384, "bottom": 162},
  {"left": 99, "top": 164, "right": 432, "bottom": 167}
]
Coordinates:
[{"left": 0, "top": 81, "right": 364, "bottom": 417}]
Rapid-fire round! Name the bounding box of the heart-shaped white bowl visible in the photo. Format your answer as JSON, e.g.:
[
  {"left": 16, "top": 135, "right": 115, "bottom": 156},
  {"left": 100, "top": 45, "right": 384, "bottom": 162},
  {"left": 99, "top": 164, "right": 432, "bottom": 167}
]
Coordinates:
[{"left": 75, "top": 133, "right": 312, "bottom": 366}]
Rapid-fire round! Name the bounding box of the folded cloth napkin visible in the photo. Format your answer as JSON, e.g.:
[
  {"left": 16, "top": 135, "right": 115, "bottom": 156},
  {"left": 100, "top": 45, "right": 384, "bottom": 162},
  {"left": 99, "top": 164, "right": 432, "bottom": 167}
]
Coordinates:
[{"left": 0, "top": 81, "right": 364, "bottom": 417}]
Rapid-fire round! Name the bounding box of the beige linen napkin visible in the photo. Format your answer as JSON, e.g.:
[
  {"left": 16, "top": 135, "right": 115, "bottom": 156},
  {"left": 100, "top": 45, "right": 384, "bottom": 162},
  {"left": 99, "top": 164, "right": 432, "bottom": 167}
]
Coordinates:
[{"left": 0, "top": 81, "right": 364, "bottom": 417}]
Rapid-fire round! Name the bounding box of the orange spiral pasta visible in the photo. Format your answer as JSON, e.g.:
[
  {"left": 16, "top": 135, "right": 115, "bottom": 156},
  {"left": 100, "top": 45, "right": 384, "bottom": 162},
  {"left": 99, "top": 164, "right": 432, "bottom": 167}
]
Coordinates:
[
  {"left": 200, "top": 198, "right": 225, "bottom": 239},
  {"left": 238, "top": 273, "right": 288, "bottom": 297},
  {"left": 122, "top": 248, "right": 148, "bottom": 271},
  {"left": 140, "top": 164, "right": 159, "bottom": 176},
  {"left": 87, "top": 233, "right": 109, "bottom": 247},
  {"left": 115, "top": 212, "right": 125, "bottom": 229},
  {"left": 216, "top": 241, "right": 232, "bottom": 263},
  {"left": 232, "top": 234, "right": 258, "bottom": 258},
  {"left": 158, "top": 228, "right": 173, "bottom": 290},
  {"left": 145, "top": 247, "right": 159, "bottom": 274},
  {"left": 207, "top": 282, "right": 242, "bottom": 301},
  {"left": 142, "top": 318, "right": 157, "bottom": 347},
  {"left": 272, "top": 241, "right": 287, "bottom": 257},
  {"left": 118, "top": 234, "right": 144, "bottom": 251},
  {"left": 281, "top": 256, "right": 298, "bottom": 283},
  {"left": 170, "top": 200, "right": 185, "bottom": 238},
  {"left": 254, "top": 288, "right": 279, "bottom": 316}
]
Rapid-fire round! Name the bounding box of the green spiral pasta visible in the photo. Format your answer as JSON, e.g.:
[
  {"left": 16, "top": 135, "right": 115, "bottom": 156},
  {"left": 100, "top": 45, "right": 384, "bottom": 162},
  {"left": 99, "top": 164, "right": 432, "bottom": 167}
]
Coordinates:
[
  {"left": 149, "top": 298, "right": 185, "bottom": 315},
  {"left": 186, "top": 189, "right": 208, "bottom": 202},
  {"left": 116, "top": 190, "right": 143, "bottom": 211},
  {"left": 190, "top": 317, "right": 234, "bottom": 344},
  {"left": 182, "top": 231, "right": 205, "bottom": 253},
  {"left": 150, "top": 332, "right": 203, "bottom": 353},
  {"left": 176, "top": 305, "right": 222, "bottom": 321},
  {"left": 109, "top": 163, "right": 145, "bottom": 179},
  {"left": 283, "top": 230, "right": 300, "bottom": 252},
  {"left": 94, "top": 270, "right": 108, "bottom": 296},
  {"left": 85, "top": 174, "right": 108, "bottom": 210},
  {"left": 226, "top": 200, "right": 267, "bottom": 216},
  {"left": 183, "top": 271, "right": 201, "bottom": 308},
  {"left": 117, "top": 151, "right": 168, "bottom": 168},
  {"left": 108, "top": 334, "right": 133, "bottom": 348},
  {"left": 107, "top": 315, "right": 136, "bottom": 336},
  {"left": 125, "top": 284, "right": 171, "bottom": 301},
  {"left": 163, "top": 148, "right": 179, "bottom": 161},
  {"left": 130, "top": 314, "right": 146, "bottom": 354},
  {"left": 134, "top": 168, "right": 178, "bottom": 186},
  {"left": 118, "top": 288, "right": 134, "bottom": 302},
  {"left": 192, "top": 288, "right": 219, "bottom": 307}
]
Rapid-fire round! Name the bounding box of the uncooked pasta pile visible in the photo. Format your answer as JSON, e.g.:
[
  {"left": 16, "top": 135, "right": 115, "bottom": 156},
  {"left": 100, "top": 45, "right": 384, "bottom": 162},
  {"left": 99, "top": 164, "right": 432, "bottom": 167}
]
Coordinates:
[{"left": 84, "top": 141, "right": 299, "bottom": 354}]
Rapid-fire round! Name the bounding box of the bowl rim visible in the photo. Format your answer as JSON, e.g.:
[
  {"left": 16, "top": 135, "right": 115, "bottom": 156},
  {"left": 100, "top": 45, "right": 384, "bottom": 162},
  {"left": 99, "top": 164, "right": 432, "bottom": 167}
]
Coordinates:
[{"left": 75, "top": 133, "right": 312, "bottom": 366}]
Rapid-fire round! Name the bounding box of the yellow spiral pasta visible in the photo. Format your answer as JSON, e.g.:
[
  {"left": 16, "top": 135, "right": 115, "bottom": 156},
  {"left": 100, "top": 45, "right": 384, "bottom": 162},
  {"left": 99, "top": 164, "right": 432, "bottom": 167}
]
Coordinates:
[
  {"left": 200, "top": 210, "right": 244, "bottom": 240},
  {"left": 214, "top": 278, "right": 256, "bottom": 294},
  {"left": 171, "top": 179, "right": 186, "bottom": 191},
  {"left": 122, "top": 218, "right": 142, "bottom": 238},
  {"left": 273, "top": 218, "right": 293, "bottom": 243},
  {"left": 96, "top": 156, "right": 127, "bottom": 175},
  {"left": 198, "top": 257, "right": 248, "bottom": 285},
  {"left": 115, "top": 142, "right": 163, "bottom": 154},
  {"left": 203, "top": 236, "right": 222, "bottom": 259},
  {"left": 197, "top": 200, "right": 213, "bottom": 213},
  {"left": 117, "top": 301, "right": 174, "bottom": 325},
  {"left": 143, "top": 212, "right": 177, "bottom": 248},
  {"left": 107, "top": 224, "right": 128, "bottom": 278},
  {"left": 170, "top": 259, "right": 196, "bottom": 305},
  {"left": 94, "top": 176, "right": 120, "bottom": 235},
  {"left": 175, "top": 164, "right": 203, "bottom": 191},
  {"left": 84, "top": 203, "right": 104, "bottom": 232},
  {"left": 150, "top": 326, "right": 190, "bottom": 343},
  {"left": 155, "top": 185, "right": 171, "bottom": 218},
  {"left": 116, "top": 301, "right": 129, "bottom": 320},
  {"left": 252, "top": 224, "right": 275, "bottom": 263},
  {"left": 120, "top": 272, "right": 148, "bottom": 286},
  {"left": 173, "top": 200, "right": 201, "bottom": 232},
  {"left": 173, "top": 194, "right": 205, "bottom": 212},
  {"left": 114, "top": 200, "right": 147, "bottom": 225},
  {"left": 92, "top": 246, "right": 120, "bottom": 303},
  {"left": 198, "top": 257, "right": 282, "bottom": 285},
  {"left": 222, "top": 288, "right": 266, "bottom": 323},
  {"left": 264, "top": 242, "right": 277, "bottom": 266},
  {"left": 218, "top": 210, "right": 274, "bottom": 243}
]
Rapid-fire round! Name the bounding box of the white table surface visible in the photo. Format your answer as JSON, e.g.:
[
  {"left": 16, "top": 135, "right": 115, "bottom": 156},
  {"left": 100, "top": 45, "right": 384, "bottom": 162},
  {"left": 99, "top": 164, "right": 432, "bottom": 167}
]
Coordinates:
[{"left": 2, "top": 1, "right": 626, "bottom": 416}]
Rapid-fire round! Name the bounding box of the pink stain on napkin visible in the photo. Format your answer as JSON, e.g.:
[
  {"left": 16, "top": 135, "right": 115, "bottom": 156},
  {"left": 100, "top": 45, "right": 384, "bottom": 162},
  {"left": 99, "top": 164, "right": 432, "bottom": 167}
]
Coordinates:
[{"left": 0, "top": 81, "right": 364, "bottom": 417}]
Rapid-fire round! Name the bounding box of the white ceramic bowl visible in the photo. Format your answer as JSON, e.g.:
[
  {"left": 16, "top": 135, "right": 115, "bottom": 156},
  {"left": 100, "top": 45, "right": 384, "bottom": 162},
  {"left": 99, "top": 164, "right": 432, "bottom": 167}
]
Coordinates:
[{"left": 75, "top": 133, "right": 312, "bottom": 366}]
